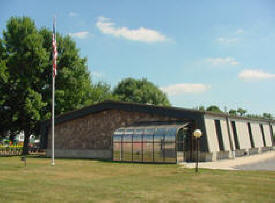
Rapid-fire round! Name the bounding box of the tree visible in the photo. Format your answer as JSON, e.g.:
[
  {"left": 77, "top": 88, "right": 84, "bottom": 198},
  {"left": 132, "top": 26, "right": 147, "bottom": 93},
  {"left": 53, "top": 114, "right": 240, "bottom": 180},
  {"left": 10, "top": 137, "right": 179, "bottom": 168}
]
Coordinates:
[
  {"left": 86, "top": 82, "right": 115, "bottom": 105},
  {"left": 113, "top": 78, "right": 170, "bottom": 106},
  {"left": 198, "top": 106, "right": 205, "bottom": 111},
  {"left": 206, "top": 105, "right": 223, "bottom": 113},
  {"left": 263, "top": 113, "right": 272, "bottom": 119},
  {"left": 246, "top": 114, "right": 262, "bottom": 119},
  {"left": 0, "top": 17, "right": 108, "bottom": 154},
  {"left": 229, "top": 109, "right": 237, "bottom": 116},
  {"left": 0, "top": 17, "right": 49, "bottom": 153},
  {"left": 237, "top": 107, "right": 247, "bottom": 116}
]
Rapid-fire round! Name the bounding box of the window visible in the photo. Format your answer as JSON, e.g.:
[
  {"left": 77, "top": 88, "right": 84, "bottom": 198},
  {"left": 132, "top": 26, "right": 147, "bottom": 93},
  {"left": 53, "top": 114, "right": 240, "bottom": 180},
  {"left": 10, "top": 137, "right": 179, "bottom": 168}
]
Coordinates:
[
  {"left": 143, "top": 128, "right": 154, "bottom": 142},
  {"left": 132, "top": 129, "right": 143, "bottom": 162},
  {"left": 142, "top": 142, "right": 153, "bottom": 162},
  {"left": 165, "top": 128, "right": 177, "bottom": 142},
  {"left": 247, "top": 122, "right": 255, "bottom": 148},
  {"left": 123, "top": 134, "right": 132, "bottom": 142},
  {"left": 112, "top": 124, "right": 187, "bottom": 163},
  {"left": 113, "top": 135, "right": 121, "bottom": 142},
  {"left": 177, "top": 128, "right": 184, "bottom": 151},
  {"left": 260, "top": 124, "right": 266, "bottom": 147},
  {"left": 231, "top": 121, "right": 240, "bottom": 150},
  {"left": 214, "top": 120, "right": 224, "bottom": 151},
  {"left": 154, "top": 128, "right": 166, "bottom": 142}
]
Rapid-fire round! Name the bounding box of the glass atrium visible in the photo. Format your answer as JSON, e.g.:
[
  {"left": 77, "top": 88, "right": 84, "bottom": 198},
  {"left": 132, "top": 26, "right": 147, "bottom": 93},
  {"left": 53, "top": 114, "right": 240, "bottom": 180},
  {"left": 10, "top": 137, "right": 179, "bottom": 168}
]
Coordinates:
[{"left": 112, "top": 124, "right": 189, "bottom": 163}]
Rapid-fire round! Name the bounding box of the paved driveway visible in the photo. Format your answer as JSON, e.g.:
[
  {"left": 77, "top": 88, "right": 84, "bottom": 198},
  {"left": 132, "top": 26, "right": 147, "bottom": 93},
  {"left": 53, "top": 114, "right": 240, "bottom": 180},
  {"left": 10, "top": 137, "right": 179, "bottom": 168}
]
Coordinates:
[
  {"left": 234, "top": 157, "right": 275, "bottom": 171},
  {"left": 183, "top": 151, "right": 275, "bottom": 171}
]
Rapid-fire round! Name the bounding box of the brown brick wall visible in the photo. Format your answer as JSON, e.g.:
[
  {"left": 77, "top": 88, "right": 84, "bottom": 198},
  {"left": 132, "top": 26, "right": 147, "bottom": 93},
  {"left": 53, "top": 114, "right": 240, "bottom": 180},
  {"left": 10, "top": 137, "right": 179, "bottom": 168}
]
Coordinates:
[{"left": 48, "top": 109, "right": 180, "bottom": 150}]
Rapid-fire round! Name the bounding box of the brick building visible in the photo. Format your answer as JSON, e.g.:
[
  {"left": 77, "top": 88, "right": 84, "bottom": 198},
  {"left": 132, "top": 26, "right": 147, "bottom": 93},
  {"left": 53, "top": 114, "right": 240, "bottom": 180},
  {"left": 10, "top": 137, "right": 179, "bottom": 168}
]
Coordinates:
[{"left": 40, "top": 101, "right": 275, "bottom": 163}]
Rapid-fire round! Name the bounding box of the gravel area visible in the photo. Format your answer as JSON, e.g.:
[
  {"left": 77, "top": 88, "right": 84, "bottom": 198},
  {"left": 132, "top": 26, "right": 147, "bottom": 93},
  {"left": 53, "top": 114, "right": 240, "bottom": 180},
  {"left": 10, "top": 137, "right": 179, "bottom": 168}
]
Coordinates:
[{"left": 182, "top": 151, "right": 275, "bottom": 171}]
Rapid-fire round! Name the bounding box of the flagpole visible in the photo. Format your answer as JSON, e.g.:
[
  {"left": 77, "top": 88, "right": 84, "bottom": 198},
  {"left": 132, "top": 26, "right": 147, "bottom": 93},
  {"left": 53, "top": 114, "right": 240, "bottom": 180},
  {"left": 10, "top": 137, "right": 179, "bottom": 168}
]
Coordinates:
[
  {"left": 52, "top": 16, "right": 56, "bottom": 166},
  {"left": 52, "top": 70, "right": 55, "bottom": 166}
]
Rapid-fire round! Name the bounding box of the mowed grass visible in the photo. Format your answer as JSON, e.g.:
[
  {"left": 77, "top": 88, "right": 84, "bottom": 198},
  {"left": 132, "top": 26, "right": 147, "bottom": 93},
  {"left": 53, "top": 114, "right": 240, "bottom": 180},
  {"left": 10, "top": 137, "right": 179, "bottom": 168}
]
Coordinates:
[{"left": 0, "top": 157, "right": 275, "bottom": 202}]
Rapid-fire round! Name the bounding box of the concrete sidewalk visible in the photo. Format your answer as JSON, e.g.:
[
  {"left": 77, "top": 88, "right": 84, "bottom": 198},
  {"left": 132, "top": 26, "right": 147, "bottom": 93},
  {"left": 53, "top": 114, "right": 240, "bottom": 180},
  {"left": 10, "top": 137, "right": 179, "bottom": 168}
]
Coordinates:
[{"left": 181, "top": 151, "right": 275, "bottom": 170}]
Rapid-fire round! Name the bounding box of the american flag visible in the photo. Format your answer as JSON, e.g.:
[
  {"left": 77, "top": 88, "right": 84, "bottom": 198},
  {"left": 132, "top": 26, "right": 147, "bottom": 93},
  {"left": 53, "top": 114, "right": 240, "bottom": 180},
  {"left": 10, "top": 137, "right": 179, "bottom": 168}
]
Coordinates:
[{"left": 52, "top": 20, "right": 57, "bottom": 77}]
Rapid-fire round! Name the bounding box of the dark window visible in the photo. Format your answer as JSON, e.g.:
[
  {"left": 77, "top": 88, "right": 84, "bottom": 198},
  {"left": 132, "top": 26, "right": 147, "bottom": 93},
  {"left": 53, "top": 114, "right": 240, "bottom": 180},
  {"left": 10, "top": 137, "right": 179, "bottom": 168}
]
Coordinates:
[
  {"left": 231, "top": 121, "right": 240, "bottom": 150},
  {"left": 270, "top": 125, "right": 274, "bottom": 144},
  {"left": 247, "top": 123, "right": 255, "bottom": 148},
  {"left": 260, "top": 124, "right": 266, "bottom": 147},
  {"left": 214, "top": 120, "right": 224, "bottom": 151}
]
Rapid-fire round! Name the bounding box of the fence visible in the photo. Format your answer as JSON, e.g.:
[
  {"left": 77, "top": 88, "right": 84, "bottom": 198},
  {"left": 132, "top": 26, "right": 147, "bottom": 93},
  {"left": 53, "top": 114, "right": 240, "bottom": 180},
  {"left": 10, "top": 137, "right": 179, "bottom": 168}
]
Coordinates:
[{"left": 0, "top": 146, "right": 23, "bottom": 156}]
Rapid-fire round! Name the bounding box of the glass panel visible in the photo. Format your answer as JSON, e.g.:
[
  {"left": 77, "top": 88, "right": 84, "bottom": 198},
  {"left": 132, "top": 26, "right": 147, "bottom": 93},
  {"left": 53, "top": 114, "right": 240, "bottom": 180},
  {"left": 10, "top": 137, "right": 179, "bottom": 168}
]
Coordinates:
[
  {"left": 164, "top": 142, "right": 176, "bottom": 163},
  {"left": 133, "top": 132, "right": 142, "bottom": 142},
  {"left": 177, "top": 128, "right": 184, "bottom": 151},
  {"left": 113, "top": 143, "right": 121, "bottom": 161},
  {"left": 145, "top": 128, "right": 154, "bottom": 134},
  {"left": 133, "top": 142, "right": 142, "bottom": 162},
  {"left": 135, "top": 129, "right": 144, "bottom": 134},
  {"left": 122, "top": 142, "right": 132, "bottom": 161},
  {"left": 142, "top": 142, "right": 153, "bottom": 162},
  {"left": 125, "top": 129, "right": 134, "bottom": 134},
  {"left": 154, "top": 128, "right": 166, "bottom": 142},
  {"left": 154, "top": 142, "right": 164, "bottom": 162},
  {"left": 123, "top": 134, "right": 132, "bottom": 142},
  {"left": 114, "top": 128, "right": 124, "bottom": 134},
  {"left": 113, "top": 134, "right": 121, "bottom": 142},
  {"left": 143, "top": 134, "right": 153, "bottom": 142},
  {"left": 165, "top": 128, "right": 177, "bottom": 142}
]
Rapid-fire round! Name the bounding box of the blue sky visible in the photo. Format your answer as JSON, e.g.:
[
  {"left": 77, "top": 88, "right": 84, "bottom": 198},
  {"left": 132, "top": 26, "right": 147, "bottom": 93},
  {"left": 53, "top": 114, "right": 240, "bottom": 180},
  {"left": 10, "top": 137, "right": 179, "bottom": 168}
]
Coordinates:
[{"left": 1, "top": 0, "right": 275, "bottom": 115}]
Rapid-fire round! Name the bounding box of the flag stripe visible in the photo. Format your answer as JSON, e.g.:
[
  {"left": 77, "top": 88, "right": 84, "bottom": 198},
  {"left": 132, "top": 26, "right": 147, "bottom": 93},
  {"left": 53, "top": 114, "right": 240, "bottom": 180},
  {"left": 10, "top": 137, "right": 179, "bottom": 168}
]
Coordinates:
[{"left": 52, "top": 20, "right": 57, "bottom": 77}]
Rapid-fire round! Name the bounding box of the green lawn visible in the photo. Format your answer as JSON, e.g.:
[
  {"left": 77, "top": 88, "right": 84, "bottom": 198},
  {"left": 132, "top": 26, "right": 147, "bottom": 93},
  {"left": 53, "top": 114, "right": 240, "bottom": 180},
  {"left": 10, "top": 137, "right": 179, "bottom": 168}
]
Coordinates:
[{"left": 0, "top": 156, "right": 275, "bottom": 202}]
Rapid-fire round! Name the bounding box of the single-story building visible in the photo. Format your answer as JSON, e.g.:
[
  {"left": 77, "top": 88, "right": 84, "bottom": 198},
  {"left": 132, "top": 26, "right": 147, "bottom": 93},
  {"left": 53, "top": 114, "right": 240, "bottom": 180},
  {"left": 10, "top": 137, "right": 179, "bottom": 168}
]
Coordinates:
[{"left": 40, "top": 100, "right": 275, "bottom": 163}]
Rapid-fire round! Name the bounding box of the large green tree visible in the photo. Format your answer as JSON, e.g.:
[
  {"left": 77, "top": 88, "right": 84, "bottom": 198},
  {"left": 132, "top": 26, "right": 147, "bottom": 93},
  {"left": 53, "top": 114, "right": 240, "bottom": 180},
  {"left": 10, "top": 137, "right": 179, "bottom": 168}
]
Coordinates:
[
  {"left": 0, "top": 17, "right": 111, "bottom": 153},
  {"left": 0, "top": 17, "right": 48, "bottom": 153},
  {"left": 113, "top": 78, "right": 170, "bottom": 106}
]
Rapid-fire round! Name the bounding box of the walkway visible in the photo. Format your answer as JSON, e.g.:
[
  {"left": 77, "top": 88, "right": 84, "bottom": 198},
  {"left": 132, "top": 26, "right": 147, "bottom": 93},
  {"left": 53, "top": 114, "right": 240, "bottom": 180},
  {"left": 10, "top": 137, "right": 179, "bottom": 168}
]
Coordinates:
[{"left": 182, "top": 151, "right": 275, "bottom": 171}]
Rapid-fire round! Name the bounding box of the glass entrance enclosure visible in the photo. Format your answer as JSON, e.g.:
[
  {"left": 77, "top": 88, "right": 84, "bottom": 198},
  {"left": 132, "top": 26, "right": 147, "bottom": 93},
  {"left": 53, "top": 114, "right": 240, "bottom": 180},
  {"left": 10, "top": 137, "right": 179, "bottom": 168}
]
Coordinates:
[{"left": 112, "top": 123, "right": 190, "bottom": 163}]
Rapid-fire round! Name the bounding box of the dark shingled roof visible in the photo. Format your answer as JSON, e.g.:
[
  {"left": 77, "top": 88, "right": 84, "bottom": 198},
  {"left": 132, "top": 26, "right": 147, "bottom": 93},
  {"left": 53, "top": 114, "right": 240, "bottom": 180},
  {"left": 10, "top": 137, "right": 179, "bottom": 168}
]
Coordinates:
[
  {"left": 44, "top": 100, "right": 273, "bottom": 125},
  {"left": 52, "top": 100, "right": 204, "bottom": 125}
]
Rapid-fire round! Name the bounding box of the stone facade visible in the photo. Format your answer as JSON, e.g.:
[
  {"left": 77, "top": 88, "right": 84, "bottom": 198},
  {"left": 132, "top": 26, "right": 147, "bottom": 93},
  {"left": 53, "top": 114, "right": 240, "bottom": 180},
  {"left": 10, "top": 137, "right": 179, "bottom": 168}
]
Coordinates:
[{"left": 47, "top": 109, "right": 181, "bottom": 159}]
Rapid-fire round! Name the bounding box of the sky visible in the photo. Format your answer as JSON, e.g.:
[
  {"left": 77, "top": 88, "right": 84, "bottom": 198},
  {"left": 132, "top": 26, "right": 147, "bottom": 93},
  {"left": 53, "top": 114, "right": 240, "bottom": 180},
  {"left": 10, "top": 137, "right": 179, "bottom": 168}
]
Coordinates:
[{"left": 1, "top": 0, "right": 275, "bottom": 115}]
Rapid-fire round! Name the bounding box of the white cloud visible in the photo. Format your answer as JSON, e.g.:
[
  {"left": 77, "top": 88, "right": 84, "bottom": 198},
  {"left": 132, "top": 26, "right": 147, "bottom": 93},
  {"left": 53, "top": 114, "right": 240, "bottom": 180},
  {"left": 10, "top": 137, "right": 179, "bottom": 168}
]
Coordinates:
[
  {"left": 69, "top": 31, "right": 90, "bottom": 39},
  {"left": 206, "top": 57, "right": 239, "bottom": 66},
  {"left": 96, "top": 16, "right": 168, "bottom": 43},
  {"left": 161, "top": 84, "right": 211, "bottom": 96},
  {"left": 238, "top": 69, "right": 275, "bottom": 81},
  {"left": 235, "top": 29, "right": 244, "bottom": 34},
  {"left": 217, "top": 37, "right": 239, "bottom": 44},
  {"left": 69, "top": 12, "right": 78, "bottom": 17}
]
